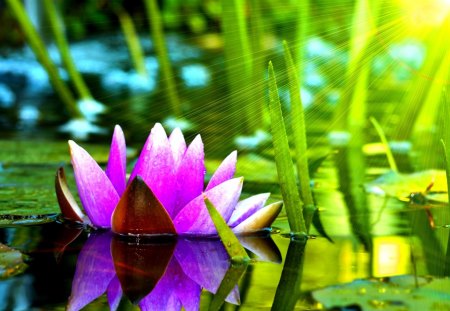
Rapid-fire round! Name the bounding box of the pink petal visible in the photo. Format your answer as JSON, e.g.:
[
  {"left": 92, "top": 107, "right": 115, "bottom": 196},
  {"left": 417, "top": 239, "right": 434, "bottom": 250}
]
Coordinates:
[
  {"left": 173, "top": 178, "right": 243, "bottom": 235},
  {"left": 106, "top": 277, "right": 122, "bottom": 311},
  {"left": 67, "top": 233, "right": 115, "bottom": 311},
  {"left": 173, "top": 135, "right": 205, "bottom": 217},
  {"left": 106, "top": 125, "right": 127, "bottom": 196},
  {"left": 69, "top": 140, "right": 120, "bottom": 228},
  {"left": 205, "top": 151, "right": 237, "bottom": 191},
  {"left": 232, "top": 201, "right": 283, "bottom": 234},
  {"left": 227, "top": 193, "right": 270, "bottom": 227},
  {"left": 129, "top": 123, "right": 176, "bottom": 216},
  {"left": 175, "top": 239, "right": 229, "bottom": 296},
  {"left": 169, "top": 128, "right": 187, "bottom": 169}
]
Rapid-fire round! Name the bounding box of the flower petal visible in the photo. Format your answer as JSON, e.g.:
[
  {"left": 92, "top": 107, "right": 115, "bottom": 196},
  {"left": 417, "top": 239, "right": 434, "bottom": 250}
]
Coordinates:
[
  {"left": 128, "top": 123, "right": 176, "bottom": 216},
  {"left": 111, "top": 235, "right": 176, "bottom": 304},
  {"left": 105, "top": 125, "right": 127, "bottom": 196},
  {"left": 111, "top": 176, "right": 176, "bottom": 236},
  {"left": 69, "top": 140, "right": 120, "bottom": 228},
  {"left": 174, "top": 178, "right": 243, "bottom": 235},
  {"left": 205, "top": 151, "right": 237, "bottom": 191},
  {"left": 55, "top": 167, "right": 86, "bottom": 223},
  {"left": 173, "top": 135, "right": 205, "bottom": 217},
  {"left": 106, "top": 276, "right": 122, "bottom": 311},
  {"left": 169, "top": 127, "right": 186, "bottom": 169},
  {"left": 238, "top": 236, "right": 282, "bottom": 263},
  {"left": 227, "top": 193, "right": 270, "bottom": 227},
  {"left": 67, "top": 232, "right": 115, "bottom": 311},
  {"left": 175, "top": 239, "right": 229, "bottom": 296},
  {"left": 232, "top": 201, "right": 283, "bottom": 234}
]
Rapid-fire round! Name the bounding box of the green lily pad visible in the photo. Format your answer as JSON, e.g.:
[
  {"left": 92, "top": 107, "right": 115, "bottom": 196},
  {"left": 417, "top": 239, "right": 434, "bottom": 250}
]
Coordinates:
[
  {"left": 0, "top": 140, "right": 111, "bottom": 164},
  {"left": 0, "top": 243, "right": 28, "bottom": 279},
  {"left": 365, "top": 170, "right": 447, "bottom": 200},
  {"left": 312, "top": 275, "right": 450, "bottom": 311}
]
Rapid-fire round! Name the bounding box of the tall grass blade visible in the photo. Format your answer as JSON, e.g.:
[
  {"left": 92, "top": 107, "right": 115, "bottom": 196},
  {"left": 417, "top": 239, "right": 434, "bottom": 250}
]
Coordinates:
[
  {"left": 43, "top": 0, "right": 92, "bottom": 100},
  {"left": 204, "top": 196, "right": 249, "bottom": 262},
  {"left": 370, "top": 117, "right": 398, "bottom": 173},
  {"left": 6, "top": 0, "right": 82, "bottom": 118},
  {"left": 268, "top": 61, "right": 306, "bottom": 234},
  {"left": 222, "top": 0, "right": 254, "bottom": 133},
  {"left": 116, "top": 6, "right": 149, "bottom": 79},
  {"left": 144, "top": 0, "right": 181, "bottom": 116},
  {"left": 283, "top": 41, "right": 315, "bottom": 214}
]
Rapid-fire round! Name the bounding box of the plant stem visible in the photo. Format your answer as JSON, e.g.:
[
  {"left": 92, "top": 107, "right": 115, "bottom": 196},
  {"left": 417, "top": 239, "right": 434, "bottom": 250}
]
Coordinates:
[
  {"left": 6, "top": 0, "right": 82, "bottom": 118},
  {"left": 283, "top": 42, "right": 315, "bottom": 229},
  {"left": 43, "top": 0, "right": 92, "bottom": 100},
  {"left": 143, "top": 0, "right": 181, "bottom": 117},
  {"left": 268, "top": 61, "right": 306, "bottom": 234},
  {"left": 370, "top": 117, "right": 399, "bottom": 173},
  {"left": 222, "top": 0, "right": 254, "bottom": 134},
  {"left": 116, "top": 6, "right": 148, "bottom": 78}
]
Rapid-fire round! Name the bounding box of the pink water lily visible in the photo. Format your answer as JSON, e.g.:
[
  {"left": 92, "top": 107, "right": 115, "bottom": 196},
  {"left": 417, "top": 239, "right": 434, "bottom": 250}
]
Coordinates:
[{"left": 56, "top": 123, "right": 282, "bottom": 236}]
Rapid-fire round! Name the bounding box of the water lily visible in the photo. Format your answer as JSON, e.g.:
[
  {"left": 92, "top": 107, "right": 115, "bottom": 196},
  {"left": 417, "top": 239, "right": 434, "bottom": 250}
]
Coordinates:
[
  {"left": 67, "top": 232, "right": 281, "bottom": 310},
  {"left": 56, "top": 123, "right": 282, "bottom": 236}
]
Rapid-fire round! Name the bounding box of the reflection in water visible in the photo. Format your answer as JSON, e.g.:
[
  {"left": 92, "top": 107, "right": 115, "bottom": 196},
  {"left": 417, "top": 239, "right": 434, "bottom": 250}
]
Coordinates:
[{"left": 67, "top": 232, "right": 281, "bottom": 310}]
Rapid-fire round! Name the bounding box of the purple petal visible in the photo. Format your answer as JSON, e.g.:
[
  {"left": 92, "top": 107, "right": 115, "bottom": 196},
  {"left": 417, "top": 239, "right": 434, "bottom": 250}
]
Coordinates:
[
  {"left": 205, "top": 151, "right": 237, "bottom": 191},
  {"left": 173, "top": 178, "right": 243, "bottom": 235},
  {"left": 69, "top": 141, "right": 120, "bottom": 228},
  {"left": 106, "top": 125, "right": 127, "bottom": 196},
  {"left": 227, "top": 193, "right": 270, "bottom": 227},
  {"left": 172, "top": 260, "right": 201, "bottom": 311},
  {"left": 173, "top": 135, "right": 205, "bottom": 217},
  {"left": 128, "top": 123, "right": 176, "bottom": 216},
  {"left": 175, "top": 239, "right": 229, "bottom": 296},
  {"left": 233, "top": 201, "right": 283, "bottom": 234},
  {"left": 226, "top": 285, "right": 240, "bottom": 305},
  {"left": 106, "top": 276, "right": 122, "bottom": 311},
  {"left": 169, "top": 128, "right": 187, "bottom": 169},
  {"left": 67, "top": 233, "right": 115, "bottom": 311},
  {"left": 139, "top": 258, "right": 181, "bottom": 311}
]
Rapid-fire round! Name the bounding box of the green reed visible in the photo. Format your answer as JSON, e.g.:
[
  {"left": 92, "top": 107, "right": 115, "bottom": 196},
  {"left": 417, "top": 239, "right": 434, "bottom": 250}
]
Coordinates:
[
  {"left": 116, "top": 6, "right": 148, "bottom": 79},
  {"left": 43, "top": 0, "right": 93, "bottom": 101},
  {"left": 222, "top": 0, "right": 255, "bottom": 133},
  {"left": 268, "top": 61, "right": 306, "bottom": 234},
  {"left": 6, "top": 0, "right": 82, "bottom": 119},
  {"left": 283, "top": 41, "right": 315, "bottom": 227},
  {"left": 143, "top": 0, "right": 181, "bottom": 117}
]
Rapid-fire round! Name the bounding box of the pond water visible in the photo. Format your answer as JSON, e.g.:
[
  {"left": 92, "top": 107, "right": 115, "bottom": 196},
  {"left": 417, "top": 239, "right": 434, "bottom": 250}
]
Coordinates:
[
  {"left": 1, "top": 4, "right": 450, "bottom": 308},
  {"left": 0, "top": 151, "right": 448, "bottom": 310}
]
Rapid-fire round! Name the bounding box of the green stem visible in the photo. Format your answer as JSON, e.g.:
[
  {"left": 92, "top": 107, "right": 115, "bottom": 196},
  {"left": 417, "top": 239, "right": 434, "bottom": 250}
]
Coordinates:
[
  {"left": 370, "top": 117, "right": 398, "bottom": 173},
  {"left": 143, "top": 0, "right": 181, "bottom": 117},
  {"left": 283, "top": 42, "right": 315, "bottom": 220},
  {"left": 222, "top": 0, "right": 254, "bottom": 133},
  {"left": 116, "top": 7, "right": 148, "bottom": 78},
  {"left": 6, "top": 0, "right": 82, "bottom": 118},
  {"left": 268, "top": 61, "right": 306, "bottom": 234},
  {"left": 43, "top": 0, "right": 92, "bottom": 100}
]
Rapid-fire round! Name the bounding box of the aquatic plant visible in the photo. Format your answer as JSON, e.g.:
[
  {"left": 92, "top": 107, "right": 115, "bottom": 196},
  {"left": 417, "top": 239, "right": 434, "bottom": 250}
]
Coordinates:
[
  {"left": 67, "top": 232, "right": 280, "bottom": 310},
  {"left": 56, "top": 123, "right": 282, "bottom": 236}
]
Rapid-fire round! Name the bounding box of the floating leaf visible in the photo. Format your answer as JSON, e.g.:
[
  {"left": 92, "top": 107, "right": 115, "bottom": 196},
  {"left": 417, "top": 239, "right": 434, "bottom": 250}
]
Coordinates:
[
  {"left": 312, "top": 276, "right": 450, "bottom": 311},
  {"left": 0, "top": 243, "right": 27, "bottom": 279},
  {"left": 365, "top": 170, "right": 447, "bottom": 200}
]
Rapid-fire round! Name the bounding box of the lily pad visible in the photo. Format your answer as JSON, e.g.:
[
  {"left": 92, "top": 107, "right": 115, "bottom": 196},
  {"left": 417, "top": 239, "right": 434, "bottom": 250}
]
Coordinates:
[
  {"left": 0, "top": 243, "right": 27, "bottom": 279},
  {"left": 365, "top": 170, "right": 447, "bottom": 199},
  {"left": 312, "top": 275, "right": 450, "bottom": 311},
  {"left": 0, "top": 140, "right": 111, "bottom": 164}
]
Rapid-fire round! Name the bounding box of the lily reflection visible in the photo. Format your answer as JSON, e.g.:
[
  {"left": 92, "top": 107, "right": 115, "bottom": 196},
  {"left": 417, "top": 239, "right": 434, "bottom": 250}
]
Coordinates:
[{"left": 67, "top": 232, "right": 281, "bottom": 311}]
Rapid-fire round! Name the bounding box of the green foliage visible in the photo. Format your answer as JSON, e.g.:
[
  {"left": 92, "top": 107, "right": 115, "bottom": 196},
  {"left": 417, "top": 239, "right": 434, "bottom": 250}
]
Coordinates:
[{"left": 268, "top": 61, "right": 306, "bottom": 234}]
